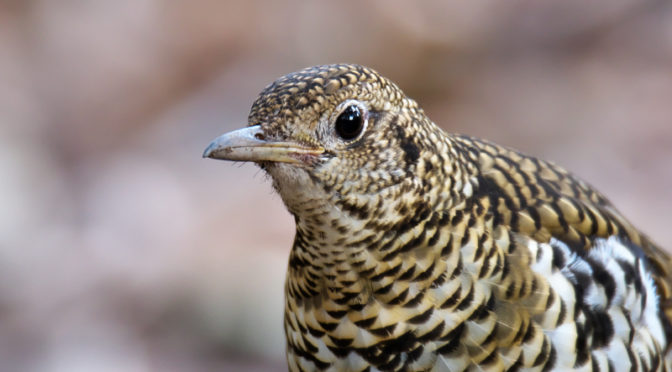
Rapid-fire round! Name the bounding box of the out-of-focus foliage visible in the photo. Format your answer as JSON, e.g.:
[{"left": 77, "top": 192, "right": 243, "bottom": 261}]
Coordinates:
[{"left": 1, "top": 1, "right": 670, "bottom": 371}]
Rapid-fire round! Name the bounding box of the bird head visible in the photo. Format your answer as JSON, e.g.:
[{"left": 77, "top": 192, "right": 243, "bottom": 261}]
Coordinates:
[{"left": 205, "top": 64, "right": 458, "bottom": 242}]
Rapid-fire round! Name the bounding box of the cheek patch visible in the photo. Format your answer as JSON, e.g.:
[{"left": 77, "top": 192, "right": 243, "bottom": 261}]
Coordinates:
[{"left": 394, "top": 125, "right": 420, "bottom": 165}]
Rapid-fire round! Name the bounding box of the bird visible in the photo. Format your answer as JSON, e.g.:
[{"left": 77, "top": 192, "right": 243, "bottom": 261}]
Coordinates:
[{"left": 204, "top": 64, "right": 672, "bottom": 371}]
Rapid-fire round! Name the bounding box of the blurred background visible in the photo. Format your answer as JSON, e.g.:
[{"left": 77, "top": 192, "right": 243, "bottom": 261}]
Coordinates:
[{"left": 1, "top": 0, "right": 671, "bottom": 371}]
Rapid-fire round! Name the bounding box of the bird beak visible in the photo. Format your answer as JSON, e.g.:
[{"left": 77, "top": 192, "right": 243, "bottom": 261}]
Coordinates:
[{"left": 203, "top": 125, "right": 324, "bottom": 164}]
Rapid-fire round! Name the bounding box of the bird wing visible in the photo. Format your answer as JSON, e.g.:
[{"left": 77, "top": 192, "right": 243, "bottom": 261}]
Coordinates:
[{"left": 455, "top": 135, "right": 672, "bottom": 340}]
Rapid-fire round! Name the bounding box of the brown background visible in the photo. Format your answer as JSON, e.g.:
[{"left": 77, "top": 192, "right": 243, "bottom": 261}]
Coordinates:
[{"left": 1, "top": 1, "right": 671, "bottom": 371}]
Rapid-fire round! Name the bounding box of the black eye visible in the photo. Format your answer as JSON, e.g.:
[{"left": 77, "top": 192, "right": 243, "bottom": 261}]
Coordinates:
[{"left": 335, "top": 105, "right": 364, "bottom": 140}]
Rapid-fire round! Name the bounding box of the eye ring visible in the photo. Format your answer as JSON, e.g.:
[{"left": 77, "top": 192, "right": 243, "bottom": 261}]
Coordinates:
[{"left": 334, "top": 103, "right": 367, "bottom": 141}]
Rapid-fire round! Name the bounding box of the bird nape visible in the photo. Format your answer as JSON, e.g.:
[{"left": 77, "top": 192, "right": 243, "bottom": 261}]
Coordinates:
[{"left": 204, "top": 64, "right": 672, "bottom": 371}]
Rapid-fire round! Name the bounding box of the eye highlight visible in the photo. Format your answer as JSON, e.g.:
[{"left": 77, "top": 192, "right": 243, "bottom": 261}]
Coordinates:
[{"left": 334, "top": 104, "right": 365, "bottom": 140}]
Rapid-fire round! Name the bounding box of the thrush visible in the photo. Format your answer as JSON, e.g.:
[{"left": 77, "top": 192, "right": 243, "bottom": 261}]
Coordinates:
[{"left": 204, "top": 64, "right": 672, "bottom": 371}]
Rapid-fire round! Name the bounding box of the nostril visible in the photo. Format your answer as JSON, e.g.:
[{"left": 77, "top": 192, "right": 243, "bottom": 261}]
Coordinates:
[{"left": 254, "top": 133, "right": 266, "bottom": 140}]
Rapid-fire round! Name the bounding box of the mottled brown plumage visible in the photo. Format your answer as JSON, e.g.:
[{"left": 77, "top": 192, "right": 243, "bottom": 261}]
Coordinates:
[{"left": 205, "top": 64, "right": 672, "bottom": 371}]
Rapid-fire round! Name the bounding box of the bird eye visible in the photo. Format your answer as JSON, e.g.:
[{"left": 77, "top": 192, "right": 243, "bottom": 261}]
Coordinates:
[{"left": 334, "top": 105, "right": 364, "bottom": 140}]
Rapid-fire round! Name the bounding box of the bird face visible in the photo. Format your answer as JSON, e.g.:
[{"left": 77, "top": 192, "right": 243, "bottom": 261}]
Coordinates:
[{"left": 205, "top": 65, "right": 440, "bottom": 225}]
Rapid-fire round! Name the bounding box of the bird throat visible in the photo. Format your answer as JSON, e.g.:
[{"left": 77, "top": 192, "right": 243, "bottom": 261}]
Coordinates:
[{"left": 283, "top": 142, "right": 479, "bottom": 309}]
